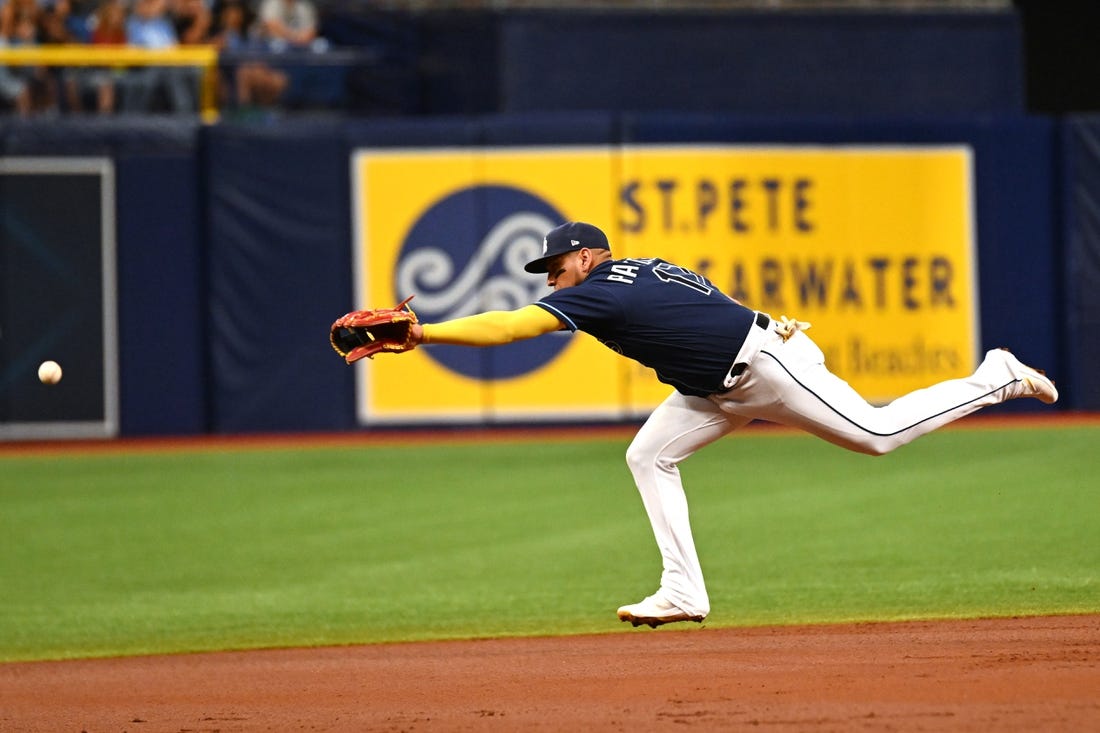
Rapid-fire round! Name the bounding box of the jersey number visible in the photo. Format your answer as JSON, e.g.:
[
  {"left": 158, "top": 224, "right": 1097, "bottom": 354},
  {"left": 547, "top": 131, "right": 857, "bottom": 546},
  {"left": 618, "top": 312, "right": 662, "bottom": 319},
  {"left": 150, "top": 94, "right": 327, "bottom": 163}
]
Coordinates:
[{"left": 653, "top": 263, "right": 713, "bottom": 295}]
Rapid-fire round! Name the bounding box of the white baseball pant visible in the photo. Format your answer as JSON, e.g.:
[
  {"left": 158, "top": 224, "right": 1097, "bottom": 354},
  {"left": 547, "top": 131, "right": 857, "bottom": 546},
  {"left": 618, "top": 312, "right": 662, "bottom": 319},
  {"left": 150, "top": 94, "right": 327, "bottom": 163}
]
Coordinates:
[{"left": 625, "top": 314, "right": 1037, "bottom": 617}]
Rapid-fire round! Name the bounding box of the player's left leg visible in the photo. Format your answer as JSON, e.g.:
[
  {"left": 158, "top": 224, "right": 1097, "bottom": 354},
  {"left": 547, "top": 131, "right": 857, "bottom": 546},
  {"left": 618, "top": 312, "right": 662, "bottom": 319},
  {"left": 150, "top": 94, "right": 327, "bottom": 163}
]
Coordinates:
[
  {"left": 619, "top": 391, "right": 751, "bottom": 626},
  {"left": 713, "top": 329, "right": 1056, "bottom": 456}
]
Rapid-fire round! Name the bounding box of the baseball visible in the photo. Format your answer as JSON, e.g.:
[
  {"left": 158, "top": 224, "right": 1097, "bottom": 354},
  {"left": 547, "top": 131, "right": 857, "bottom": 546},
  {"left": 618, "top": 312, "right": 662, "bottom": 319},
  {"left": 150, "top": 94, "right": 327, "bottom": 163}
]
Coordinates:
[{"left": 38, "top": 360, "right": 63, "bottom": 385}]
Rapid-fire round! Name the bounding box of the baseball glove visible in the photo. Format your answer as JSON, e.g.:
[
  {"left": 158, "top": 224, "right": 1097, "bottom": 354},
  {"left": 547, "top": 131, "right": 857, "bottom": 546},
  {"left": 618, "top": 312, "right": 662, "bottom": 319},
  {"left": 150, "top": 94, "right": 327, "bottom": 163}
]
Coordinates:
[{"left": 330, "top": 295, "right": 419, "bottom": 364}]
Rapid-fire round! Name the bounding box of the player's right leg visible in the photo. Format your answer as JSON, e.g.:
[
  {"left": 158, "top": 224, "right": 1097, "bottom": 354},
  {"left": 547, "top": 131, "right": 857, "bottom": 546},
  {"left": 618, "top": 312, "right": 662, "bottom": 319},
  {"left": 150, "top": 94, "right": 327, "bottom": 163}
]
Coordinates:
[{"left": 619, "top": 392, "right": 749, "bottom": 626}]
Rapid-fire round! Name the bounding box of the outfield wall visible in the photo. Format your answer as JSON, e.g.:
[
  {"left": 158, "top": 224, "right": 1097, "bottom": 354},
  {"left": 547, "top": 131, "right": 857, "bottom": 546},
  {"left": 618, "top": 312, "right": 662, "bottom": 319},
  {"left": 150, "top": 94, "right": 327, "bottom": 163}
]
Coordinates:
[
  {"left": 0, "top": 119, "right": 207, "bottom": 437},
  {"left": 315, "top": 8, "right": 1024, "bottom": 118},
  {"left": 0, "top": 112, "right": 1092, "bottom": 435}
]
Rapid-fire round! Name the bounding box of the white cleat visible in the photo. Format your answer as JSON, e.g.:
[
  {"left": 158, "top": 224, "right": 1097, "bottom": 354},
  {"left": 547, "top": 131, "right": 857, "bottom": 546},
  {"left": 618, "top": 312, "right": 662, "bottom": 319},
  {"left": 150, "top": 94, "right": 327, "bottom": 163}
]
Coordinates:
[
  {"left": 997, "top": 348, "right": 1059, "bottom": 404},
  {"left": 616, "top": 594, "right": 706, "bottom": 629}
]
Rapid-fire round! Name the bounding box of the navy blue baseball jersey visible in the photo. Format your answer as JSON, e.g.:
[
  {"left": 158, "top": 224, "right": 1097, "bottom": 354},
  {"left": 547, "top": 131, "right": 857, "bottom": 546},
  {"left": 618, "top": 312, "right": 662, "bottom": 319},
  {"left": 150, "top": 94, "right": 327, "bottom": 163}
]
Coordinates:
[{"left": 536, "top": 258, "right": 757, "bottom": 397}]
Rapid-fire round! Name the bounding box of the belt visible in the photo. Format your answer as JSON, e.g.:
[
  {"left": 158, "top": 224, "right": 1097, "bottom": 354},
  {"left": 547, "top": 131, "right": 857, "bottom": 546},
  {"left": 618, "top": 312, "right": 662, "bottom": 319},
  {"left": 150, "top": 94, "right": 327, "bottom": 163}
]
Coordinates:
[{"left": 728, "top": 312, "right": 770, "bottom": 378}]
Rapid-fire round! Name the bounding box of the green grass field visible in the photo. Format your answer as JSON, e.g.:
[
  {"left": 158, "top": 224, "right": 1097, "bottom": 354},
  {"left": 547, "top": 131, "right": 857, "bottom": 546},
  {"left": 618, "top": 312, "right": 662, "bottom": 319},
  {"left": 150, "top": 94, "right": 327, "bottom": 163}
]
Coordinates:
[{"left": 1, "top": 423, "right": 1096, "bottom": 662}]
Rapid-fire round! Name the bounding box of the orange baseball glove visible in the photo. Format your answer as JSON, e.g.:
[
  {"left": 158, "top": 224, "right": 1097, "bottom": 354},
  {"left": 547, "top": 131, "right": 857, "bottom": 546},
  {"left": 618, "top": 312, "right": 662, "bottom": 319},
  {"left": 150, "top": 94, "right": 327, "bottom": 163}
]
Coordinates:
[{"left": 330, "top": 295, "right": 418, "bottom": 364}]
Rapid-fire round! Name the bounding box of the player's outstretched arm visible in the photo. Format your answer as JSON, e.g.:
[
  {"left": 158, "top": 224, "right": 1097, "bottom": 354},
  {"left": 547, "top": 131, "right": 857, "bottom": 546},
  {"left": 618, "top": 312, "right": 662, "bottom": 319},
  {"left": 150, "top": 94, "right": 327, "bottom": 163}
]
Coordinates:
[{"left": 411, "top": 305, "right": 562, "bottom": 347}]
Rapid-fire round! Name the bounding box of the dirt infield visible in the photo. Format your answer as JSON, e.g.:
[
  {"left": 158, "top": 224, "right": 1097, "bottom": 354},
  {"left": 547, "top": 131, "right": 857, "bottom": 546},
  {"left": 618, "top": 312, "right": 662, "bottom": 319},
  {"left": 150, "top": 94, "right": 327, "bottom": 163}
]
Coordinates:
[{"left": 3, "top": 614, "right": 1097, "bottom": 732}]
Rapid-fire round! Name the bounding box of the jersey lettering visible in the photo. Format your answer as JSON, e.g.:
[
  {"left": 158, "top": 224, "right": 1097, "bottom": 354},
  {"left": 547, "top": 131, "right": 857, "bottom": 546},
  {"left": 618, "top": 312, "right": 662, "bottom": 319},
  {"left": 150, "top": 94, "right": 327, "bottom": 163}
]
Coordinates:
[
  {"left": 652, "top": 262, "right": 713, "bottom": 295},
  {"left": 607, "top": 263, "right": 641, "bottom": 284}
]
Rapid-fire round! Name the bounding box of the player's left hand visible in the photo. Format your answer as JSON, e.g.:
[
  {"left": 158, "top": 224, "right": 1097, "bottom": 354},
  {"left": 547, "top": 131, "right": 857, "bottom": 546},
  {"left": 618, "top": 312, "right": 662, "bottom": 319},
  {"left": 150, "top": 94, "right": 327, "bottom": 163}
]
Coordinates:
[{"left": 330, "top": 295, "right": 419, "bottom": 363}]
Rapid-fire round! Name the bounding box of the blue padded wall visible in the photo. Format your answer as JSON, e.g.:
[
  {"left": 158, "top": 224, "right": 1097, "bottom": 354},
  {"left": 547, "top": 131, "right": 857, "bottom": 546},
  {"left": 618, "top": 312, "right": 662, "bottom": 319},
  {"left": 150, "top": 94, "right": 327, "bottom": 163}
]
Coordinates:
[
  {"left": 203, "top": 120, "right": 355, "bottom": 433},
  {"left": 499, "top": 11, "right": 1024, "bottom": 117},
  {"left": 1061, "top": 117, "right": 1100, "bottom": 409}
]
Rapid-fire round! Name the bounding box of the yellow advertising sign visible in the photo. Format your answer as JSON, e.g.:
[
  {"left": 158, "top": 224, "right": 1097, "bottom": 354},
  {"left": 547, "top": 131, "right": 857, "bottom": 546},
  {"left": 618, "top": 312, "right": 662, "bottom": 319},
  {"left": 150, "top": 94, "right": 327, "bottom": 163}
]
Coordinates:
[
  {"left": 352, "top": 145, "right": 976, "bottom": 423},
  {"left": 352, "top": 147, "right": 626, "bottom": 423},
  {"left": 616, "top": 145, "right": 978, "bottom": 405}
]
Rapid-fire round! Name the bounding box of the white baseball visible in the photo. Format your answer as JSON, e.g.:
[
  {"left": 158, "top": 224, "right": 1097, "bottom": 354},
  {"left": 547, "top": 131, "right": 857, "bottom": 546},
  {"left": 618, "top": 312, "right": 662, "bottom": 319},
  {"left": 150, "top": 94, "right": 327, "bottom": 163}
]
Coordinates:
[{"left": 38, "top": 360, "right": 63, "bottom": 385}]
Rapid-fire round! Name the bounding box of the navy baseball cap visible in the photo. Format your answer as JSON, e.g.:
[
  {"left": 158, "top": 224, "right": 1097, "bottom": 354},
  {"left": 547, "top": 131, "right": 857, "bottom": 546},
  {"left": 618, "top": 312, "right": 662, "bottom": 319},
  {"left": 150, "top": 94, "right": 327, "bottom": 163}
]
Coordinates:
[{"left": 524, "top": 221, "right": 611, "bottom": 273}]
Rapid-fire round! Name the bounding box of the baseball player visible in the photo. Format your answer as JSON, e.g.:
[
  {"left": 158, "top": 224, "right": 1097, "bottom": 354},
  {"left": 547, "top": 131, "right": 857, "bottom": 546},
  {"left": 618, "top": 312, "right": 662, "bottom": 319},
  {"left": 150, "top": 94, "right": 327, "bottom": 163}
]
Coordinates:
[{"left": 351, "top": 221, "right": 1060, "bottom": 628}]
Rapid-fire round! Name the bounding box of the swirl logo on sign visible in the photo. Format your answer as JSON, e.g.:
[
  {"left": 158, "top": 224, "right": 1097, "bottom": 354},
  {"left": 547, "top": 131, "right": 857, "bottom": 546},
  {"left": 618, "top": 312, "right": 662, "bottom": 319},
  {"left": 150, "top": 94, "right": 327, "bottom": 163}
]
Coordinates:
[{"left": 395, "top": 186, "right": 570, "bottom": 379}]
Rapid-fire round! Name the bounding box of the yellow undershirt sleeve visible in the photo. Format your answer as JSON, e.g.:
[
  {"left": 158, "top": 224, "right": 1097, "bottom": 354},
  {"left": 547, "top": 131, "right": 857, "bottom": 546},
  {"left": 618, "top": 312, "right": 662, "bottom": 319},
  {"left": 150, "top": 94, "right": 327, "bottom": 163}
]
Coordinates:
[{"left": 421, "top": 304, "right": 562, "bottom": 346}]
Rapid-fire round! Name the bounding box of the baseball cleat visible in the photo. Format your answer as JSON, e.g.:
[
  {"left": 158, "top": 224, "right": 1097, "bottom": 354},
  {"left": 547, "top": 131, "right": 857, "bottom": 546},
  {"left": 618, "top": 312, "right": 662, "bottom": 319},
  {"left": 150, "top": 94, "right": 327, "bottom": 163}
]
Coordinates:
[
  {"left": 997, "top": 348, "right": 1059, "bottom": 404},
  {"left": 616, "top": 594, "right": 706, "bottom": 628}
]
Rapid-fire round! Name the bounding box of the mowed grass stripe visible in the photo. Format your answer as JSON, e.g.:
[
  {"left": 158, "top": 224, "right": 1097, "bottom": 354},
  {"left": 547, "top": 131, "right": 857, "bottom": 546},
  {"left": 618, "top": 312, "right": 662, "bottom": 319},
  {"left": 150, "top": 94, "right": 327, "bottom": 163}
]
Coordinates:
[{"left": 0, "top": 424, "right": 1096, "bottom": 661}]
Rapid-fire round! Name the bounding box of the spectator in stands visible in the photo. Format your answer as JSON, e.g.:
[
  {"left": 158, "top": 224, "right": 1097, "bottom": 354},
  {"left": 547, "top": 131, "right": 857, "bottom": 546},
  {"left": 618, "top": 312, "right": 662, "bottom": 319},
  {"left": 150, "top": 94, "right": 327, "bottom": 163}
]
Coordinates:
[
  {"left": 0, "top": 0, "right": 42, "bottom": 47},
  {"left": 212, "top": 0, "right": 287, "bottom": 110},
  {"left": 171, "top": 0, "right": 212, "bottom": 45},
  {"left": 124, "top": 0, "right": 198, "bottom": 113},
  {"left": 38, "top": 0, "right": 113, "bottom": 114},
  {"left": 0, "top": 0, "right": 57, "bottom": 115},
  {"left": 38, "top": 0, "right": 79, "bottom": 111},
  {"left": 211, "top": 0, "right": 249, "bottom": 51},
  {"left": 38, "top": 0, "right": 76, "bottom": 43},
  {"left": 90, "top": 0, "right": 126, "bottom": 45},
  {"left": 126, "top": 0, "right": 178, "bottom": 48},
  {"left": 254, "top": 0, "right": 321, "bottom": 52},
  {"left": 241, "top": 0, "right": 330, "bottom": 114},
  {"left": 75, "top": 0, "right": 127, "bottom": 112}
]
